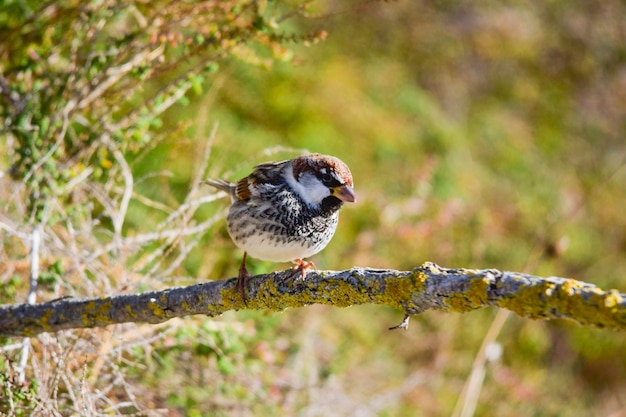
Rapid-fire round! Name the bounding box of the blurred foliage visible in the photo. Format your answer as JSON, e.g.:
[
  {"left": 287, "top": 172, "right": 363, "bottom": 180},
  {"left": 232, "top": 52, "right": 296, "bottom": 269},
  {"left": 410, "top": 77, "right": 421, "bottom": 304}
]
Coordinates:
[
  {"left": 2, "top": 0, "right": 626, "bottom": 416},
  {"left": 0, "top": 361, "right": 37, "bottom": 417}
]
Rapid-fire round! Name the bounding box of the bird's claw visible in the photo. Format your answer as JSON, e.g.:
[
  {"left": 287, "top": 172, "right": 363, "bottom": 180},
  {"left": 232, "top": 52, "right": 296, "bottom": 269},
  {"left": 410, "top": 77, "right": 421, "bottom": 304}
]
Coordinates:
[
  {"left": 237, "top": 253, "right": 249, "bottom": 305},
  {"left": 291, "top": 259, "right": 316, "bottom": 281}
]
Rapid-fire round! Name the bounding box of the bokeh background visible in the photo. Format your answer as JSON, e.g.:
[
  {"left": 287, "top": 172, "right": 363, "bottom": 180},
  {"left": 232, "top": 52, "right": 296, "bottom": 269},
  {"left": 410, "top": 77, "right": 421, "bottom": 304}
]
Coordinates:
[{"left": 2, "top": 1, "right": 626, "bottom": 416}]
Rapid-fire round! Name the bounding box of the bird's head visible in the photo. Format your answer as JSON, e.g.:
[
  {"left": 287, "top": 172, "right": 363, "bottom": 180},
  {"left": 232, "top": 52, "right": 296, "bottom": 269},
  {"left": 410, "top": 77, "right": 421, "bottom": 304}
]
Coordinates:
[{"left": 289, "top": 153, "right": 356, "bottom": 213}]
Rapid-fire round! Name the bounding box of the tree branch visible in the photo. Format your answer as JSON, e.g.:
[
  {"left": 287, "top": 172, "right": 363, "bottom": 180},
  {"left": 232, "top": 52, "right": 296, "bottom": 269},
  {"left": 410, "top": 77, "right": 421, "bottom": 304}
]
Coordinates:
[{"left": 1, "top": 262, "right": 625, "bottom": 337}]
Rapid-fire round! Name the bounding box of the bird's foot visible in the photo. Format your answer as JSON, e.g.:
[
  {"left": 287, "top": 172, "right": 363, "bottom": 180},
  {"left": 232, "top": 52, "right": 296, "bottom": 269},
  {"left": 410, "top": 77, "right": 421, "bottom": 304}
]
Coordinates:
[
  {"left": 291, "top": 259, "right": 316, "bottom": 281},
  {"left": 236, "top": 253, "right": 249, "bottom": 305}
]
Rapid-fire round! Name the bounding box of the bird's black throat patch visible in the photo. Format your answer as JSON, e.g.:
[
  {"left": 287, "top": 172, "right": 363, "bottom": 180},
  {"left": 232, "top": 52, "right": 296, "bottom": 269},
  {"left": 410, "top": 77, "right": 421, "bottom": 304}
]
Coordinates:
[{"left": 320, "top": 196, "right": 343, "bottom": 217}]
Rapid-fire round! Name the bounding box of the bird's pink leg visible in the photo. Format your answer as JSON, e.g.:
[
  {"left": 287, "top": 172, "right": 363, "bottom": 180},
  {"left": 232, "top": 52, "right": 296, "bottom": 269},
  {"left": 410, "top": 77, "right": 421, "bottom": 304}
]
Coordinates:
[
  {"left": 292, "top": 259, "right": 316, "bottom": 280},
  {"left": 236, "top": 252, "right": 249, "bottom": 304}
]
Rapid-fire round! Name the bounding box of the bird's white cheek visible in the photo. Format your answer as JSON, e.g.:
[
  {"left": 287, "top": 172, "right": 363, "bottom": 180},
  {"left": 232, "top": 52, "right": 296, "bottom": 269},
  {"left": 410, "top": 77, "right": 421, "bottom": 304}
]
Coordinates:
[{"left": 286, "top": 172, "right": 330, "bottom": 207}]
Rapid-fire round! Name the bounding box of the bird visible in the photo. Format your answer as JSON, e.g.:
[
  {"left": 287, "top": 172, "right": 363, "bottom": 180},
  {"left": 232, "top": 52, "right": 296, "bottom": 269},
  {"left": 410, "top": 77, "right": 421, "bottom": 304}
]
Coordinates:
[{"left": 205, "top": 153, "right": 356, "bottom": 302}]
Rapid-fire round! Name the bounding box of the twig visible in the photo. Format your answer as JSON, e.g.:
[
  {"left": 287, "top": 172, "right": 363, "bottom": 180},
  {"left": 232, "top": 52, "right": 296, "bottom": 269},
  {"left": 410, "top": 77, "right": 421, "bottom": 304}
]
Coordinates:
[
  {"left": 84, "top": 211, "right": 222, "bottom": 263},
  {"left": 451, "top": 309, "right": 510, "bottom": 417},
  {"left": 16, "top": 223, "right": 42, "bottom": 384},
  {"left": 64, "top": 45, "right": 165, "bottom": 116},
  {"left": 142, "top": 123, "right": 220, "bottom": 276},
  {"left": 101, "top": 134, "right": 134, "bottom": 250}
]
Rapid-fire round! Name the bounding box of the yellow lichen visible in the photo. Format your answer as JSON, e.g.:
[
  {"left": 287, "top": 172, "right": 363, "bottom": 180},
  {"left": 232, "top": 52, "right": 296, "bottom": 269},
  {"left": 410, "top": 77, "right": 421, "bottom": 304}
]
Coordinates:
[
  {"left": 468, "top": 276, "right": 490, "bottom": 306},
  {"left": 40, "top": 308, "right": 54, "bottom": 331},
  {"left": 438, "top": 274, "right": 490, "bottom": 313},
  {"left": 82, "top": 300, "right": 97, "bottom": 326},
  {"left": 255, "top": 278, "right": 287, "bottom": 311},
  {"left": 497, "top": 278, "right": 555, "bottom": 318},
  {"left": 604, "top": 290, "right": 622, "bottom": 310},
  {"left": 147, "top": 298, "right": 164, "bottom": 317},
  {"left": 79, "top": 299, "right": 114, "bottom": 326},
  {"left": 383, "top": 276, "right": 415, "bottom": 309},
  {"left": 219, "top": 284, "right": 245, "bottom": 312},
  {"left": 560, "top": 279, "right": 584, "bottom": 296},
  {"left": 492, "top": 275, "right": 626, "bottom": 329}
]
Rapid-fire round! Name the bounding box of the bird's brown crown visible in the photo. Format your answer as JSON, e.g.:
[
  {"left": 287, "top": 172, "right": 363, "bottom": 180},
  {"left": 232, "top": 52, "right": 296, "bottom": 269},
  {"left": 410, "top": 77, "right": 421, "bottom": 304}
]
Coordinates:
[{"left": 292, "top": 153, "right": 353, "bottom": 187}]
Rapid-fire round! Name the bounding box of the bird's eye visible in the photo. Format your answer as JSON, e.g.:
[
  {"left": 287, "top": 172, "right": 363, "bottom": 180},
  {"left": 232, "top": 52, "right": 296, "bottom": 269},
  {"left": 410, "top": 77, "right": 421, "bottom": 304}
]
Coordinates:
[{"left": 321, "top": 172, "right": 333, "bottom": 184}]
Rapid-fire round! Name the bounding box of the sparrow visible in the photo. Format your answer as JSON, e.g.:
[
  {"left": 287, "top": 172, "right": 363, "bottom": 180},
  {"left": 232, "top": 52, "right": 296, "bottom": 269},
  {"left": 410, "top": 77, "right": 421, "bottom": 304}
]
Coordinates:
[{"left": 206, "top": 153, "right": 356, "bottom": 302}]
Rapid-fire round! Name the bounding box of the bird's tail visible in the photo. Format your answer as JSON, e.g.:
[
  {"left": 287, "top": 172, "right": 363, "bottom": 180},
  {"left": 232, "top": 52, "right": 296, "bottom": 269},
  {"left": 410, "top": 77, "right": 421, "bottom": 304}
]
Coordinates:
[{"left": 204, "top": 178, "right": 236, "bottom": 195}]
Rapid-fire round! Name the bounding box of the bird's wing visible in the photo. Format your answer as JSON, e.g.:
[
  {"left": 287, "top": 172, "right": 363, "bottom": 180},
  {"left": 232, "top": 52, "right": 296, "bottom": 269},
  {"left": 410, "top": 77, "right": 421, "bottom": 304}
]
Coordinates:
[{"left": 234, "top": 159, "right": 290, "bottom": 201}]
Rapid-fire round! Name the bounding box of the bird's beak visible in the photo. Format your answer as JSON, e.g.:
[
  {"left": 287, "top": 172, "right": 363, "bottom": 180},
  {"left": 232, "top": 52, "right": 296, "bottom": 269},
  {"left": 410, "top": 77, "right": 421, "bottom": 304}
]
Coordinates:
[{"left": 332, "top": 184, "right": 356, "bottom": 203}]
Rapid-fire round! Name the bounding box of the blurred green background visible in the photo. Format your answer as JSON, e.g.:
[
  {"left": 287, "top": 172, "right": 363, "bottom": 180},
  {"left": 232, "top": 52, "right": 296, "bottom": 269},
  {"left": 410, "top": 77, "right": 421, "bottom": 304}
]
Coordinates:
[
  {"left": 2, "top": 1, "right": 626, "bottom": 416},
  {"left": 133, "top": 2, "right": 626, "bottom": 415}
]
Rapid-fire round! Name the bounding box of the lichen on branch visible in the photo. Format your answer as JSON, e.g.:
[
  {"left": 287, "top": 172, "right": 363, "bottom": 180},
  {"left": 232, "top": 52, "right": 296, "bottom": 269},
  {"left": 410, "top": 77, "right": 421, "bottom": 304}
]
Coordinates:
[{"left": 1, "top": 262, "right": 624, "bottom": 337}]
